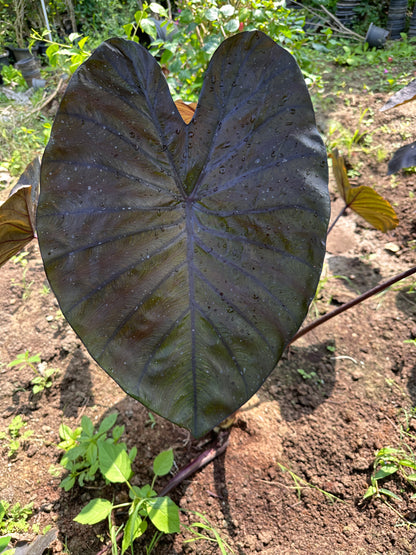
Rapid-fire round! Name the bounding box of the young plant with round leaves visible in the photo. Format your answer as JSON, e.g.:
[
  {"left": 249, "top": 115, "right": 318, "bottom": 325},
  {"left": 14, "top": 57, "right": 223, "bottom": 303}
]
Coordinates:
[{"left": 37, "top": 31, "right": 330, "bottom": 437}]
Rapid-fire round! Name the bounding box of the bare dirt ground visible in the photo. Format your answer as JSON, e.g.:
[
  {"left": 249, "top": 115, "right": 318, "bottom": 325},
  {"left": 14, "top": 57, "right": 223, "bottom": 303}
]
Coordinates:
[{"left": 1, "top": 59, "right": 416, "bottom": 554}]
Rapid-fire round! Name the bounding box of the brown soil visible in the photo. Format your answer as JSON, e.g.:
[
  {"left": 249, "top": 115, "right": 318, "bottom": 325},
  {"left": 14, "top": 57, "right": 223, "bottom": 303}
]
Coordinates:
[{"left": 1, "top": 62, "right": 416, "bottom": 554}]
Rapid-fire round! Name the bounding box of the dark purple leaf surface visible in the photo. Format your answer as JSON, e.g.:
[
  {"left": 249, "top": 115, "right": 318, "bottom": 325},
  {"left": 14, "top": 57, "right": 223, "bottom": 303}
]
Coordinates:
[
  {"left": 37, "top": 32, "right": 329, "bottom": 437},
  {"left": 388, "top": 141, "right": 416, "bottom": 174}
]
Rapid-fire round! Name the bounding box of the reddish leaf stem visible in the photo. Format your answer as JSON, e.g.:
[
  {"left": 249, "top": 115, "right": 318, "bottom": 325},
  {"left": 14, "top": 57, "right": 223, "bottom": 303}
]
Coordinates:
[
  {"left": 159, "top": 431, "right": 230, "bottom": 497},
  {"left": 327, "top": 204, "right": 348, "bottom": 235},
  {"left": 290, "top": 265, "right": 416, "bottom": 344}
]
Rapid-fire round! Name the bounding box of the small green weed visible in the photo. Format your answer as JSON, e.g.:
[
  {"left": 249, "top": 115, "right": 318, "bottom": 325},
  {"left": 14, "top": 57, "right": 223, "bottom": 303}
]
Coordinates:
[
  {"left": 327, "top": 108, "right": 373, "bottom": 156},
  {"left": 0, "top": 65, "right": 27, "bottom": 90},
  {"left": 276, "top": 463, "right": 341, "bottom": 503},
  {"left": 183, "top": 511, "right": 235, "bottom": 554},
  {"left": 74, "top": 447, "right": 179, "bottom": 554},
  {"left": 58, "top": 412, "right": 132, "bottom": 490},
  {"left": 0, "top": 499, "right": 51, "bottom": 554},
  {"left": 364, "top": 444, "right": 416, "bottom": 502},
  {"left": 0, "top": 500, "right": 33, "bottom": 534},
  {"left": 7, "top": 351, "right": 58, "bottom": 395},
  {"left": 297, "top": 368, "right": 324, "bottom": 385},
  {"left": 61, "top": 415, "right": 232, "bottom": 553},
  {"left": 10, "top": 251, "right": 33, "bottom": 300},
  {"left": 0, "top": 415, "right": 34, "bottom": 458},
  {"left": 364, "top": 410, "right": 416, "bottom": 509},
  {"left": 311, "top": 264, "right": 352, "bottom": 316},
  {"left": 145, "top": 412, "right": 157, "bottom": 429}
]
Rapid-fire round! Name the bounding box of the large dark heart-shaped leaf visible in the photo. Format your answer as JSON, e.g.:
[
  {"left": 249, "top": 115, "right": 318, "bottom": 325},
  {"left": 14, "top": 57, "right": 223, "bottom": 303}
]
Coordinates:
[{"left": 37, "top": 31, "right": 330, "bottom": 437}]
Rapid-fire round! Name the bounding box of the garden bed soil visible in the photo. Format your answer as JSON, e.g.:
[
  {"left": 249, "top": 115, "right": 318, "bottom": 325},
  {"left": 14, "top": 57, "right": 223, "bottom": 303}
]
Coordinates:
[{"left": 1, "top": 63, "right": 416, "bottom": 554}]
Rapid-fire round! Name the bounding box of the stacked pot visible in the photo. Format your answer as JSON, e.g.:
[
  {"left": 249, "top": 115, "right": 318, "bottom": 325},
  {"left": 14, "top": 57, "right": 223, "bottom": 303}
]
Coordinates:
[
  {"left": 387, "top": 0, "right": 408, "bottom": 39},
  {"left": 335, "top": 0, "right": 361, "bottom": 27},
  {"left": 408, "top": 3, "right": 416, "bottom": 37},
  {"left": 285, "top": 0, "right": 303, "bottom": 9}
]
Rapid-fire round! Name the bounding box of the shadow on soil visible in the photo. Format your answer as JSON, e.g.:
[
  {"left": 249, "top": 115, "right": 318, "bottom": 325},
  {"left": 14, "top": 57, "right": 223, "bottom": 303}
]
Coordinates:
[
  {"left": 327, "top": 255, "right": 383, "bottom": 294},
  {"left": 267, "top": 341, "right": 337, "bottom": 422}
]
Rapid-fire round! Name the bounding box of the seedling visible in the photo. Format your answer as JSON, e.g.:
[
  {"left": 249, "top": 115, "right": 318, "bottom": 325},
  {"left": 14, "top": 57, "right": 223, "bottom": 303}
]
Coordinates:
[
  {"left": 311, "top": 264, "right": 353, "bottom": 317},
  {"left": 364, "top": 410, "right": 416, "bottom": 509},
  {"left": 404, "top": 339, "right": 416, "bottom": 347},
  {"left": 297, "top": 368, "right": 324, "bottom": 385},
  {"left": 58, "top": 413, "right": 133, "bottom": 491},
  {"left": 7, "top": 351, "right": 58, "bottom": 395},
  {"left": 10, "top": 251, "right": 33, "bottom": 300},
  {"left": 183, "top": 511, "right": 235, "bottom": 554},
  {"left": 145, "top": 412, "right": 157, "bottom": 429},
  {"left": 0, "top": 415, "right": 33, "bottom": 458},
  {"left": 276, "top": 463, "right": 341, "bottom": 503},
  {"left": 0, "top": 500, "right": 33, "bottom": 534},
  {"left": 364, "top": 444, "right": 416, "bottom": 502}
]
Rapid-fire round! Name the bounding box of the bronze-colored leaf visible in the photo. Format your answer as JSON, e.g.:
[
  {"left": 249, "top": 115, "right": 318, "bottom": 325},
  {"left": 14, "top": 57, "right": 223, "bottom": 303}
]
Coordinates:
[
  {"left": 330, "top": 148, "right": 350, "bottom": 202},
  {"left": 380, "top": 79, "right": 416, "bottom": 112},
  {"left": 0, "top": 157, "right": 40, "bottom": 267},
  {"left": 331, "top": 150, "right": 398, "bottom": 232},
  {"left": 175, "top": 100, "right": 197, "bottom": 124}
]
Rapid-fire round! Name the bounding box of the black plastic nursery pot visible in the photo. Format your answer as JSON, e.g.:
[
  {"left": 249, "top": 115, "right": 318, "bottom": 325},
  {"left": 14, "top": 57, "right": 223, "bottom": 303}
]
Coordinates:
[
  {"left": 15, "top": 56, "right": 42, "bottom": 87},
  {"left": 0, "top": 52, "right": 11, "bottom": 85},
  {"left": 6, "top": 44, "right": 39, "bottom": 63},
  {"left": 365, "top": 23, "right": 390, "bottom": 48},
  {"left": 336, "top": 0, "right": 361, "bottom": 27},
  {"left": 409, "top": 4, "right": 416, "bottom": 37},
  {"left": 387, "top": 0, "right": 409, "bottom": 39}
]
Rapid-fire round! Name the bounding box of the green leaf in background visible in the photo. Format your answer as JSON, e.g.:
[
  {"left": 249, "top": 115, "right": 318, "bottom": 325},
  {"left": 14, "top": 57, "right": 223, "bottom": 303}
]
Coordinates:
[
  {"left": 220, "top": 4, "right": 235, "bottom": 16},
  {"left": 205, "top": 7, "right": 219, "bottom": 21},
  {"left": 74, "top": 498, "right": 113, "bottom": 525},
  {"left": 37, "top": 31, "right": 329, "bottom": 437},
  {"left": 224, "top": 18, "right": 240, "bottom": 32}
]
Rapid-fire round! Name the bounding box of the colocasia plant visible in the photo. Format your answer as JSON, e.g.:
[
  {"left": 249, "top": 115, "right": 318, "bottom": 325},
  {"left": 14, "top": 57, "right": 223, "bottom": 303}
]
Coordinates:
[
  {"left": 1, "top": 30, "right": 415, "bottom": 439},
  {"left": 35, "top": 31, "right": 330, "bottom": 437}
]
